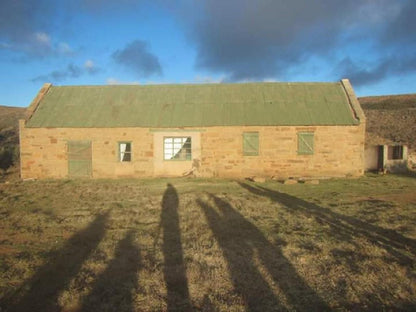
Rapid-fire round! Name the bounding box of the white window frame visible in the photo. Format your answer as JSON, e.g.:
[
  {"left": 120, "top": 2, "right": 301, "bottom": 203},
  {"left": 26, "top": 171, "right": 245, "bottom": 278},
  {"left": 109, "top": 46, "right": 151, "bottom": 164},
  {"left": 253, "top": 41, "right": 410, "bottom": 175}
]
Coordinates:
[
  {"left": 163, "top": 137, "right": 192, "bottom": 161},
  {"left": 118, "top": 142, "right": 132, "bottom": 162}
]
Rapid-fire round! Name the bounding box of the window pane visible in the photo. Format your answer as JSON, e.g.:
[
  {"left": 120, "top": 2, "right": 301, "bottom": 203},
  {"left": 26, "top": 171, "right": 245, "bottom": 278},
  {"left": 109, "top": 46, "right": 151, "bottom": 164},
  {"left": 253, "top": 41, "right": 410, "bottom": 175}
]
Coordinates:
[
  {"left": 119, "top": 142, "right": 132, "bottom": 162},
  {"left": 123, "top": 152, "right": 131, "bottom": 162},
  {"left": 389, "top": 146, "right": 403, "bottom": 160},
  {"left": 394, "top": 146, "right": 403, "bottom": 159},
  {"left": 164, "top": 137, "right": 192, "bottom": 160}
]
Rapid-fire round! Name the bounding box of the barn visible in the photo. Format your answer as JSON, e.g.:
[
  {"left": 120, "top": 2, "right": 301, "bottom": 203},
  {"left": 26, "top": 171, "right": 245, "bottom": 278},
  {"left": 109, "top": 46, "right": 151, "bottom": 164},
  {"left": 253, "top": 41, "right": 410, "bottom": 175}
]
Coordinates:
[{"left": 19, "top": 79, "right": 365, "bottom": 179}]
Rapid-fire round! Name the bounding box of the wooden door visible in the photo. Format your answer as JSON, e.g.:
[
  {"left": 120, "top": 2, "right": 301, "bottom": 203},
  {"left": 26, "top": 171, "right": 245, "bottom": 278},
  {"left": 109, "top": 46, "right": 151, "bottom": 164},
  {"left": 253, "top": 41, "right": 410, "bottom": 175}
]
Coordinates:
[{"left": 67, "top": 141, "right": 92, "bottom": 178}]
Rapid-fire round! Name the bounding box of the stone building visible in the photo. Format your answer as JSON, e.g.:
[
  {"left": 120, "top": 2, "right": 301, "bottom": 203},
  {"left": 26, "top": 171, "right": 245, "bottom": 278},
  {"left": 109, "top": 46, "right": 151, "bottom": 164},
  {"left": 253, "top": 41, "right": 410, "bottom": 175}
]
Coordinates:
[
  {"left": 19, "top": 79, "right": 365, "bottom": 179},
  {"left": 360, "top": 94, "right": 416, "bottom": 173}
]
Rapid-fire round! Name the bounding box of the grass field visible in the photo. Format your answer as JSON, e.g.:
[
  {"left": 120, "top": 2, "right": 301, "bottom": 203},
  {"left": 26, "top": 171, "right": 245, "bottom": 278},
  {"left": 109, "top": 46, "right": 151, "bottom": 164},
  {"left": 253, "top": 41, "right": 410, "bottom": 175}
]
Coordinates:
[{"left": 0, "top": 174, "right": 415, "bottom": 311}]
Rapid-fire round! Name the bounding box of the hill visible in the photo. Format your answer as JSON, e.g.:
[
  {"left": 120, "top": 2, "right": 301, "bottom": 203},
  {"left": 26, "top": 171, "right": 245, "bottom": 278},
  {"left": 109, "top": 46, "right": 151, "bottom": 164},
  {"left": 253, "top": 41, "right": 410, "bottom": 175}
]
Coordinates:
[
  {"left": 358, "top": 94, "right": 416, "bottom": 146},
  {"left": 0, "top": 106, "right": 26, "bottom": 129},
  {"left": 359, "top": 94, "right": 416, "bottom": 110},
  {"left": 0, "top": 106, "right": 26, "bottom": 180}
]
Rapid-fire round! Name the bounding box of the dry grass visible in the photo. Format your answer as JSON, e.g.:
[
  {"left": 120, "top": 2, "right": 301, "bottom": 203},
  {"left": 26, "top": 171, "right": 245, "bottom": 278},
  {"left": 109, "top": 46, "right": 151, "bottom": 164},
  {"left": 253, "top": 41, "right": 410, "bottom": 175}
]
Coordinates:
[
  {"left": 359, "top": 94, "right": 416, "bottom": 147},
  {"left": 0, "top": 174, "right": 415, "bottom": 311},
  {"left": 0, "top": 105, "right": 25, "bottom": 181},
  {"left": 359, "top": 94, "right": 416, "bottom": 110}
]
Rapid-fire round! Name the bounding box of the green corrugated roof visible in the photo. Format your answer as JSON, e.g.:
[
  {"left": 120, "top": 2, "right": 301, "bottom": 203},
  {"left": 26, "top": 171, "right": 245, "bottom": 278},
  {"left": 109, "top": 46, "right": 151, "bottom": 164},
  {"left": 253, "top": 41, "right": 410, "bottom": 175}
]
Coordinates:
[{"left": 26, "top": 82, "right": 360, "bottom": 128}]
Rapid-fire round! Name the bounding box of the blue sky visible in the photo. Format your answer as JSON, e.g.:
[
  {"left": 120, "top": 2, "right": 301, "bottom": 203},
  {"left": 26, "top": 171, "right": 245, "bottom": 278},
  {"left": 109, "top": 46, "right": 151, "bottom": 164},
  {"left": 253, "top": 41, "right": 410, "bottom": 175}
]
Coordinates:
[{"left": 0, "top": 0, "right": 415, "bottom": 107}]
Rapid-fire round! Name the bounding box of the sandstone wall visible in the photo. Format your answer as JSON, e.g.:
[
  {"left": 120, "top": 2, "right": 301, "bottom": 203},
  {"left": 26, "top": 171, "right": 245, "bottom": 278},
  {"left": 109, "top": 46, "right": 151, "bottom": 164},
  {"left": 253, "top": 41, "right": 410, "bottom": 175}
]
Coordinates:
[
  {"left": 20, "top": 121, "right": 365, "bottom": 179},
  {"left": 19, "top": 121, "right": 153, "bottom": 179},
  {"left": 409, "top": 148, "right": 416, "bottom": 170},
  {"left": 199, "top": 125, "right": 365, "bottom": 178}
]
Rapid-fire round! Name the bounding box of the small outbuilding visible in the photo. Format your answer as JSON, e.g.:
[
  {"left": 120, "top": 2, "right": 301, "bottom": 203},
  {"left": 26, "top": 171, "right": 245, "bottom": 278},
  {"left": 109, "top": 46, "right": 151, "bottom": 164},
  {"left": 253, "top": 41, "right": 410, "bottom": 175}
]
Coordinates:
[
  {"left": 360, "top": 94, "right": 416, "bottom": 173},
  {"left": 19, "top": 79, "right": 365, "bottom": 179}
]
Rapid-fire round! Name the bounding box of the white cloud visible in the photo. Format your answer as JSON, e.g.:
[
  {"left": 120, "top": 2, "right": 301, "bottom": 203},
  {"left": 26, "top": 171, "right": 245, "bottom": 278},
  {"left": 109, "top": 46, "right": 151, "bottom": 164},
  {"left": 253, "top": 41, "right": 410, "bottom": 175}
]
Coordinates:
[
  {"left": 106, "top": 78, "right": 120, "bottom": 85},
  {"left": 84, "top": 59, "right": 101, "bottom": 74},
  {"left": 0, "top": 42, "right": 12, "bottom": 49},
  {"left": 6, "top": 31, "right": 73, "bottom": 57},
  {"left": 84, "top": 59, "right": 94, "bottom": 69},
  {"left": 34, "top": 32, "right": 51, "bottom": 46},
  {"left": 357, "top": 0, "right": 402, "bottom": 25},
  {"left": 262, "top": 78, "right": 281, "bottom": 83},
  {"left": 57, "top": 42, "right": 74, "bottom": 55},
  {"left": 193, "top": 75, "right": 225, "bottom": 84},
  {"left": 106, "top": 77, "right": 140, "bottom": 85}
]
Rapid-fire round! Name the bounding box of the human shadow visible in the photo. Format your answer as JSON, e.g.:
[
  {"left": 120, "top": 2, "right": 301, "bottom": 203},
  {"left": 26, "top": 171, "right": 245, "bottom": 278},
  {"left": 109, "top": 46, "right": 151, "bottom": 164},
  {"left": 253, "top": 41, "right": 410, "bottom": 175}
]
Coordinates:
[
  {"left": 80, "top": 230, "right": 141, "bottom": 312},
  {"left": 238, "top": 182, "right": 416, "bottom": 265},
  {"left": 2, "top": 211, "right": 109, "bottom": 312},
  {"left": 161, "top": 183, "right": 192, "bottom": 311},
  {"left": 197, "top": 194, "right": 330, "bottom": 312}
]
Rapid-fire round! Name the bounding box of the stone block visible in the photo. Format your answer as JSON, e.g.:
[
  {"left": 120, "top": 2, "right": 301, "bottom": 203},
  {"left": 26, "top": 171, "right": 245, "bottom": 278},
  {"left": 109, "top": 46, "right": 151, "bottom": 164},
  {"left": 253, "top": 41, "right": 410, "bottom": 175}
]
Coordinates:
[
  {"left": 252, "top": 177, "right": 266, "bottom": 183},
  {"left": 305, "top": 179, "right": 319, "bottom": 185},
  {"left": 284, "top": 179, "right": 298, "bottom": 185}
]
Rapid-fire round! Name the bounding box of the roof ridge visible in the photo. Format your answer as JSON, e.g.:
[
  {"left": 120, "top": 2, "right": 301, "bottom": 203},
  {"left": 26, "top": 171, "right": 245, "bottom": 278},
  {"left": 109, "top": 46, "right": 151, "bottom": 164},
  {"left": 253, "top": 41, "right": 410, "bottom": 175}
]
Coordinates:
[{"left": 50, "top": 81, "right": 341, "bottom": 88}]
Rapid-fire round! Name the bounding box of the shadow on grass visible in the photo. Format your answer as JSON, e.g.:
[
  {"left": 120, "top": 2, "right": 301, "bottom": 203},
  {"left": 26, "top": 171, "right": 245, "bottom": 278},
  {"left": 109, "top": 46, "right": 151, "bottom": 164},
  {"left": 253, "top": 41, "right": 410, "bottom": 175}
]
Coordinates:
[
  {"left": 394, "top": 170, "right": 416, "bottom": 179},
  {"left": 197, "top": 194, "right": 330, "bottom": 312},
  {"left": 2, "top": 211, "right": 109, "bottom": 312},
  {"left": 238, "top": 182, "right": 416, "bottom": 265},
  {"left": 161, "top": 183, "right": 192, "bottom": 311},
  {"left": 81, "top": 230, "right": 141, "bottom": 312}
]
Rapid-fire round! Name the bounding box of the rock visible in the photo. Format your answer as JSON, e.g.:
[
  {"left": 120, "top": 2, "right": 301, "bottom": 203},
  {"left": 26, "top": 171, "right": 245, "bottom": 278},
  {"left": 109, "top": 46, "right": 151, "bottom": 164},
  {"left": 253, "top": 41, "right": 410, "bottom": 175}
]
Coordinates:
[
  {"left": 253, "top": 177, "right": 266, "bottom": 183},
  {"left": 283, "top": 179, "right": 298, "bottom": 185}
]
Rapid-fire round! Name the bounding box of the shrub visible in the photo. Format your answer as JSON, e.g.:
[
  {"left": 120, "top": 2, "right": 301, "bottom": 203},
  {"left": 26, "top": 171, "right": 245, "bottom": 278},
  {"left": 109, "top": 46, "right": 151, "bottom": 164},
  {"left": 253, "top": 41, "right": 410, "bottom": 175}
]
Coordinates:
[{"left": 0, "top": 146, "right": 15, "bottom": 171}]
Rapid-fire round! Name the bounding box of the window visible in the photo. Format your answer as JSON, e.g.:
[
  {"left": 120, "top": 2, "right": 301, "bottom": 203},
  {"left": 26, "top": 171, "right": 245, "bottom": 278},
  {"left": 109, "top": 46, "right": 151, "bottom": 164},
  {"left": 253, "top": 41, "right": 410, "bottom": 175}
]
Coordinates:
[
  {"left": 164, "top": 137, "right": 192, "bottom": 160},
  {"left": 388, "top": 146, "right": 404, "bottom": 160},
  {"left": 243, "top": 132, "right": 259, "bottom": 156},
  {"left": 119, "top": 142, "right": 132, "bottom": 162},
  {"left": 298, "top": 132, "right": 314, "bottom": 155}
]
